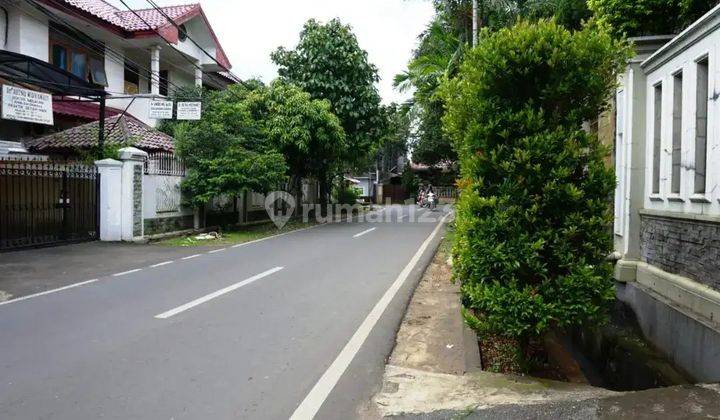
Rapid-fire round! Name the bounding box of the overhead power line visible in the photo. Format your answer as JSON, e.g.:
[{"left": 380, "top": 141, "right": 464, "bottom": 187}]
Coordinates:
[
  {"left": 21, "top": 0, "right": 187, "bottom": 98},
  {"left": 118, "top": 0, "right": 249, "bottom": 91},
  {"left": 144, "top": 0, "right": 246, "bottom": 85}
]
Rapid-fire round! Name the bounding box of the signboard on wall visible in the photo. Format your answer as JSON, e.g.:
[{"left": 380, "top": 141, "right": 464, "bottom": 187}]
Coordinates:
[
  {"left": 176, "top": 101, "right": 202, "bottom": 120},
  {"left": 148, "top": 100, "right": 173, "bottom": 119},
  {"left": 1, "top": 85, "right": 54, "bottom": 125}
]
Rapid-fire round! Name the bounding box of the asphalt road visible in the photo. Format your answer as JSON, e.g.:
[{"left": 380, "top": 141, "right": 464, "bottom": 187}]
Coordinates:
[{"left": 0, "top": 205, "right": 450, "bottom": 420}]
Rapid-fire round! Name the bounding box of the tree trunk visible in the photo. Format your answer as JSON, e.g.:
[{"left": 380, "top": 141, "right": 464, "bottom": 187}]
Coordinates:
[
  {"left": 319, "top": 169, "right": 329, "bottom": 216},
  {"left": 293, "top": 175, "right": 303, "bottom": 217}
]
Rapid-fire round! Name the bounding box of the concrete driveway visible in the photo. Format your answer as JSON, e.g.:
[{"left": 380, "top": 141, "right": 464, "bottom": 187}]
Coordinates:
[{"left": 0, "top": 205, "right": 450, "bottom": 419}]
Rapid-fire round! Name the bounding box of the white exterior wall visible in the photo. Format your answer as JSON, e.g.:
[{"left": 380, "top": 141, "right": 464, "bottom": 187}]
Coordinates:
[
  {"left": 168, "top": 68, "right": 195, "bottom": 91},
  {"left": 643, "top": 29, "right": 720, "bottom": 216},
  {"left": 4, "top": 6, "right": 48, "bottom": 61},
  {"left": 142, "top": 174, "right": 192, "bottom": 220},
  {"left": 175, "top": 18, "right": 216, "bottom": 66},
  {"left": 614, "top": 59, "right": 654, "bottom": 260}
]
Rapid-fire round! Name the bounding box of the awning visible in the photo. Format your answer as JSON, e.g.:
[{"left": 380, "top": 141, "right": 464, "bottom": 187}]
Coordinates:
[
  {"left": 0, "top": 50, "right": 106, "bottom": 98},
  {"left": 53, "top": 99, "right": 122, "bottom": 120}
]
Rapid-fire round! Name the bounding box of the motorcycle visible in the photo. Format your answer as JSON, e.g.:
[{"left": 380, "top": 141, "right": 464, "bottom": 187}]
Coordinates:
[{"left": 427, "top": 194, "right": 436, "bottom": 210}]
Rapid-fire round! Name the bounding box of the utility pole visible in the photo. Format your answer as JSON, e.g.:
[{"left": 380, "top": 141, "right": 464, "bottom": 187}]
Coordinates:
[{"left": 472, "top": 0, "right": 478, "bottom": 47}]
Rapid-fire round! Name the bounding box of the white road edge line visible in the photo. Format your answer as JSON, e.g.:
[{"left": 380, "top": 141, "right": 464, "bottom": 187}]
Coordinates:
[
  {"left": 352, "top": 227, "right": 377, "bottom": 238},
  {"left": 112, "top": 268, "right": 142, "bottom": 277},
  {"left": 289, "top": 211, "right": 452, "bottom": 420},
  {"left": 231, "top": 223, "right": 323, "bottom": 249},
  {"left": 181, "top": 254, "right": 201, "bottom": 260},
  {"left": 150, "top": 261, "right": 174, "bottom": 268},
  {"left": 154, "top": 266, "right": 285, "bottom": 319},
  {"left": 208, "top": 248, "right": 226, "bottom": 254},
  {"left": 0, "top": 278, "right": 99, "bottom": 307}
]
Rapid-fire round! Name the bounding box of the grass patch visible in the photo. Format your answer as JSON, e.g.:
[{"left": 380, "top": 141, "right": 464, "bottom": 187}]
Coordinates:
[{"left": 154, "top": 219, "right": 317, "bottom": 247}]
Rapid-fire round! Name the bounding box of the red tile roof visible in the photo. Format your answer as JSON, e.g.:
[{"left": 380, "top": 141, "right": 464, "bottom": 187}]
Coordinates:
[
  {"left": 46, "top": 0, "right": 231, "bottom": 69},
  {"left": 116, "top": 4, "right": 199, "bottom": 31},
  {"left": 58, "top": 0, "right": 198, "bottom": 32},
  {"left": 26, "top": 114, "right": 175, "bottom": 153},
  {"left": 53, "top": 99, "right": 122, "bottom": 120}
]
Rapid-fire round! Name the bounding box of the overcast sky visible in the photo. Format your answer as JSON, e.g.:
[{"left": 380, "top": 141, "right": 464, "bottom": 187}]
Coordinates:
[{"left": 109, "top": 0, "right": 435, "bottom": 104}]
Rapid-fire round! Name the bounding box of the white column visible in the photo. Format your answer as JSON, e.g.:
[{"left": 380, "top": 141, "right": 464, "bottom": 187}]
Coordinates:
[
  {"left": 95, "top": 159, "right": 123, "bottom": 241},
  {"left": 150, "top": 45, "right": 161, "bottom": 96},
  {"left": 195, "top": 61, "right": 203, "bottom": 87}
]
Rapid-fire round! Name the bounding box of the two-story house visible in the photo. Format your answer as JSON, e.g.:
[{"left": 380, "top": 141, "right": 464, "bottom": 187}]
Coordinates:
[{"left": 0, "top": 0, "right": 236, "bottom": 144}]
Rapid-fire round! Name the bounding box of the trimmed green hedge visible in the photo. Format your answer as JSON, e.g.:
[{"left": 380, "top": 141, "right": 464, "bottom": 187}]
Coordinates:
[{"left": 444, "top": 20, "right": 630, "bottom": 340}]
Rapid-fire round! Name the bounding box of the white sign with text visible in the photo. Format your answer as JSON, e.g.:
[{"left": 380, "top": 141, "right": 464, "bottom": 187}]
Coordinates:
[
  {"left": 148, "top": 100, "right": 173, "bottom": 119},
  {"left": 176, "top": 101, "right": 202, "bottom": 120},
  {"left": 1, "top": 85, "right": 54, "bottom": 125}
]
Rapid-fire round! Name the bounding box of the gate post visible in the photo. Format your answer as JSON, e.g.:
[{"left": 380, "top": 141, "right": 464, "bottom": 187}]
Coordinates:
[
  {"left": 118, "top": 147, "right": 148, "bottom": 242},
  {"left": 95, "top": 158, "right": 123, "bottom": 241}
]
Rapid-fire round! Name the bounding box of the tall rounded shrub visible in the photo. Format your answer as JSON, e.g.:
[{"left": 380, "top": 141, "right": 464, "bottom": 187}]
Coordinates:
[{"left": 444, "top": 20, "right": 629, "bottom": 340}]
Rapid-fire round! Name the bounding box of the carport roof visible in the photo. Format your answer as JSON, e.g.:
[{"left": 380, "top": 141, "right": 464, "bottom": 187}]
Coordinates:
[
  {"left": 0, "top": 50, "right": 107, "bottom": 98},
  {"left": 26, "top": 114, "right": 175, "bottom": 153}
]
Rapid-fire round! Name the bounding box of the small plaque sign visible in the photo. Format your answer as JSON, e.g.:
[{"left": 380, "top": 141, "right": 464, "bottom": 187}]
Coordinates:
[
  {"left": 176, "top": 101, "right": 202, "bottom": 120},
  {"left": 149, "top": 100, "right": 173, "bottom": 119},
  {"left": 2, "top": 85, "right": 54, "bottom": 125}
]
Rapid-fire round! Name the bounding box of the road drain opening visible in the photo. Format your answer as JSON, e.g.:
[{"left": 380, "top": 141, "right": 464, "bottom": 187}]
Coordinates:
[
  {"left": 477, "top": 299, "right": 696, "bottom": 391},
  {"left": 563, "top": 299, "right": 695, "bottom": 391}
]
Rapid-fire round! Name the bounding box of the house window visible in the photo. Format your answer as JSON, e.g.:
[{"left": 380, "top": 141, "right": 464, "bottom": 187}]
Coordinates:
[
  {"left": 52, "top": 44, "right": 68, "bottom": 70},
  {"left": 89, "top": 58, "right": 108, "bottom": 86},
  {"left": 671, "top": 72, "right": 683, "bottom": 195},
  {"left": 124, "top": 64, "right": 140, "bottom": 94},
  {"left": 695, "top": 57, "right": 709, "bottom": 194},
  {"left": 49, "top": 23, "right": 106, "bottom": 86},
  {"left": 70, "top": 51, "right": 87, "bottom": 79},
  {"left": 652, "top": 83, "right": 662, "bottom": 194}
]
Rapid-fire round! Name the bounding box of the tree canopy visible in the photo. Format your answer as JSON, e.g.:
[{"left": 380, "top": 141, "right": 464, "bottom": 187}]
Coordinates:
[
  {"left": 396, "top": 0, "right": 599, "bottom": 167},
  {"left": 252, "top": 81, "right": 347, "bottom": 203},
  {"left": 173, "top": 85, "right": 287, "bottom": 206},
  {"left": 588, "top": 0, "right": 718, "bottom": 38},
  {"left": 271, "top": 18, "right": 383, "bottom": 169}
]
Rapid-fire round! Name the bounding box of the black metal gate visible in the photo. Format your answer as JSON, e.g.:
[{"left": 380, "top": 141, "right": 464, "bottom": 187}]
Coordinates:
[{"left": 0, "top": 159, "right": 99, "bottom": 251}]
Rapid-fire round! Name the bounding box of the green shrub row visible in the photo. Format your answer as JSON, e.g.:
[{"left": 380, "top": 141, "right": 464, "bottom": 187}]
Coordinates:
[{"left": 444, "top": 20, "right": 630, "bottom": 340}]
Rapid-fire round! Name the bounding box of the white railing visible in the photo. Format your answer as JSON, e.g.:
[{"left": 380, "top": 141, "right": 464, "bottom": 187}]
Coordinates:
[{"left": 144, "top": 151, "right": 185, "bottom": 176}]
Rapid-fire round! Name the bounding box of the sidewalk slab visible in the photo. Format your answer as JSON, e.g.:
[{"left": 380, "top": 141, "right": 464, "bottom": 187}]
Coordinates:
[
  {"left": 386, "top": 383, "right": 720, "bottom": 419},
  {"left": 370, "top": 237, "right": 720, "bottom": 419}
]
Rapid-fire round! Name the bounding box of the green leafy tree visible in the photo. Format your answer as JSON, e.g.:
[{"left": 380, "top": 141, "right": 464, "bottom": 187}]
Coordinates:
[
  {"left": 376, "top": 103, "right": 411, "bottom": 175},
  {"left": 681, "top": 0, "right": 720, "bottom": 25},
  {"left": 174, "top": 85, "right": 287, "bottom": 207},
  {"left": 521, "top": 0, "right": 592, "bottom": 30},
  {"left": 396, "top": 0, "right": 591, "bottom": 168},
  {"left": 587, "top": 0, "right": 718, "bottom": 37},
  {"left": 271, "top": 19, "right": 383, "bottom": 173},
  {"left": 444, "top": 20, "right": 629, "bottom": 342},
  {"left": 588, "top": 0, "right": 683, "bottom": 37},
  {"left": 394, "top": 14, "right": 462, "bottom": 166},
  {"left": 251, "top": 81, "right": 346, "bottom": 207}
]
